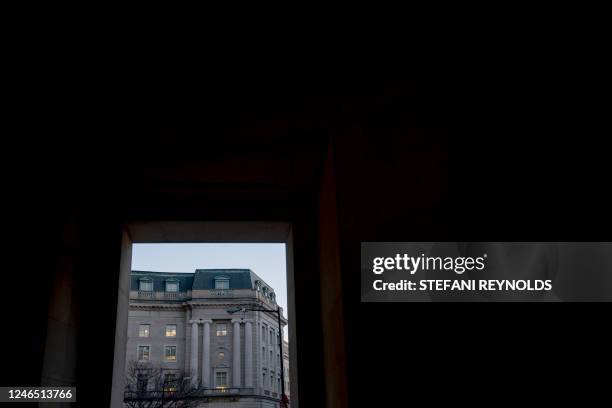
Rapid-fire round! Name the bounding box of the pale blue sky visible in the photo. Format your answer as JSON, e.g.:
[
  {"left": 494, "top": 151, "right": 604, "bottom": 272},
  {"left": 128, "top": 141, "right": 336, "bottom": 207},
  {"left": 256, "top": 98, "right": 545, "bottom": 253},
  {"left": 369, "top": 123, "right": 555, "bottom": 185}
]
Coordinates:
[{"left": 131, "top": 244, "right": 288, "bottom": 325}]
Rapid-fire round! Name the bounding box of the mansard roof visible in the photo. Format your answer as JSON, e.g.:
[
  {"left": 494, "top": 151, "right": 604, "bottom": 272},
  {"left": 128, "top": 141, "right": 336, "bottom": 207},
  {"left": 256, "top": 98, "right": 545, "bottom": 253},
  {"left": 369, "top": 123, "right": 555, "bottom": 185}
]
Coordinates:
[
  {"left": 131, "top": 271, "right": 194, "bottom": 292},
  {"left": 131, "top": 268, "right": 275, "bottom": 293}
]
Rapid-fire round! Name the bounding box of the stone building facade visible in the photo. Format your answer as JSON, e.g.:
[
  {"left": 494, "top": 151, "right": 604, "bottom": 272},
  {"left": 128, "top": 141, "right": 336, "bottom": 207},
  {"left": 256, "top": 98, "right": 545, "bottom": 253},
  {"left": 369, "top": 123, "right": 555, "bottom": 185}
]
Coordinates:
[{"left": 126, "top": 269, "right": 289, "bottom": 408}]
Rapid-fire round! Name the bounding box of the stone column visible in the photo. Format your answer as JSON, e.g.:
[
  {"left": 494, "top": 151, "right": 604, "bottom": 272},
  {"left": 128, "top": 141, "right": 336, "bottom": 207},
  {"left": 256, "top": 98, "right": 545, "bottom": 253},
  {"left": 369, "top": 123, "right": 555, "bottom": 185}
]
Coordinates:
[
  {"left": 190, "top": 320, "right": 199, "bottom": 387},
  {"left": 244, "top": 320, "right": 253, "bottom": 387},
  {"left": 201, "top": 320, "right": 212, "bottom": 388},
  {"left": 257, "top": 320, "right": 263, "bottom": 392},
  {"left": 232, "top": 319, "right": 242, "bottom": 388}
]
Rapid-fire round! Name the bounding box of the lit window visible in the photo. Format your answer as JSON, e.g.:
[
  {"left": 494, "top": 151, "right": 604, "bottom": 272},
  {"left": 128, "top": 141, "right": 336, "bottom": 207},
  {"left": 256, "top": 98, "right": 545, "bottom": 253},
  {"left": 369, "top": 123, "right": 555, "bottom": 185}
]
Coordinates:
[
  {"left": 165, "top": 324, "right": 177, "bottom": 337},
  {"left": 215, "top": 371, "right": 228, "bottom": 388},
  {"left": 218, "top": 351, "right": 225, "bottom": 360},
  {"left": 164, "top": 345, "right": 177, "bottom": 362},
  {"left": 215, "top": 278, "right": 229, "bottom": 290},
  {"left": 139, "top": 279, "right": 153, "bottom": 291},
  {"left": 163, "top": 373, "right": 177, "bottom": 393},
  {"left": 166, "top": 281, "right": 178, "bottom": 292},
  {"left": 139, "top": 324, "right": 150, "bottom": 338},
  {"left": 138, "top": 345, "right": 150, "bottom": 361},
  {"left": 216, "top": 324, "right": 227, "bottom": 336}
]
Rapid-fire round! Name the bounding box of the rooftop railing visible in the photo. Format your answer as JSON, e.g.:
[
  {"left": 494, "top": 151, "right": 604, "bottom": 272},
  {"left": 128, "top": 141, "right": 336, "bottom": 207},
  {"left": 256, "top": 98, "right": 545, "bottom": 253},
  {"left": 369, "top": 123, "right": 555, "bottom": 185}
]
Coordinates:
[
  {"left": 133, "top": 291, "right": 189, "bottom": 301},
  {"left": 137, "top": 291, "right": 154, "bottom": 299}
]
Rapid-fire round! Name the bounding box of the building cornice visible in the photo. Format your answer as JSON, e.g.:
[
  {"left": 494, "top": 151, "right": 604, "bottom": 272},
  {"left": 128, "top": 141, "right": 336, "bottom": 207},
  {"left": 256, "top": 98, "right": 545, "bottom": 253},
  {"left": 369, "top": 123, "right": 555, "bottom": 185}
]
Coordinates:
[{"left": 130, "top": 303, "right": 186, "bottom": 310}]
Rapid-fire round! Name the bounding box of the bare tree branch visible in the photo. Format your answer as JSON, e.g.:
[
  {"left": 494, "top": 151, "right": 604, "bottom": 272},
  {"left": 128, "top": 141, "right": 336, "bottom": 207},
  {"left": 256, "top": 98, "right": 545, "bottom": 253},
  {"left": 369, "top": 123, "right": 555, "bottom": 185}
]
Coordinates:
[{"left": 124, "top": 360, "right": 202, "bottom": 408}]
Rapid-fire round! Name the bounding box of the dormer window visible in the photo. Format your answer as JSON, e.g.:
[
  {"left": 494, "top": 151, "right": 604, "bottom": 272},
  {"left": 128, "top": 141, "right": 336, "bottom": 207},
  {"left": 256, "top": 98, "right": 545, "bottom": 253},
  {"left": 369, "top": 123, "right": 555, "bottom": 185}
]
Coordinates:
[
  {"left": 262, "top": 287, "right": 268, "bottom": 296},
  {"left": 255, "top": 280, "right": 262, "bottom": 291},
  {"left": 269, "top": 292, "right": 276, "bottom": 302},
  {"left": 165, "top": 280, "right": 179, "bottom": 292},
  {"left": 214, "top": 276, "right": 230, "bottom": 290},
  {"left": 139, "top": 278, "right": 153, "bottom": 292}
]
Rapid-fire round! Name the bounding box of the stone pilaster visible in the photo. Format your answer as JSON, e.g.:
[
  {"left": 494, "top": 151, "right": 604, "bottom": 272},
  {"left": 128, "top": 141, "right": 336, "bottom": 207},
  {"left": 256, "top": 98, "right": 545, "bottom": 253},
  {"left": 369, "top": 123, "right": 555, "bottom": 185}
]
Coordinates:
[{"left": 244, "top": 319, "right": 254, "bottom": 387}]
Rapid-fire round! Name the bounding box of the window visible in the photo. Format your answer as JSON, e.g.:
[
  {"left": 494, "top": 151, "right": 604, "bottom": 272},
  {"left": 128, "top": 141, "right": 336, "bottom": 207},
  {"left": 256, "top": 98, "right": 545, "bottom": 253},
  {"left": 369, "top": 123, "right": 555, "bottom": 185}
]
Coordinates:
[
  {"left": 270, "top": 350, "right": 273, "bottom": 365},
  {"left": 278, "top": 378, "right": 281, "bottom": 392},
  {"left": 215, "top": 371, "right": 228, "bottom": 388},
  {"left": 139, "top": 324, "right": 150, "bottom": 338},
  {"left": 270, "top": 329, "right": 273, "bottom": 345},
  {"left": 165, "top": 280, "right": 178, "bottom": 292},
  {"left": 165, "top": 324, "right": 177, "bottom": 337},
  {"left": 137, "top": 372, "right": 148, "bottom": 391},
  {"left": 216, "top": 323, "right": 227, "bottom": 336},
  {"left": 138, "top": 345, "right": 150, "bottom": 361},
  {"left": 270, "top": 374, "right": 274, "bottom": 391},
  {"left": 164, "top": 345, "right": 177, "bottom": 362},
  {"left": 139, "top": 279, "right": 153, "bottom": 291},
  {"left": 262, "top": 373, "right": 266, "bottom": 388},
  {"left": 262, "top": 326, "right": 266, "bottom": 342},
  {"left": 164, "top": 372, "right": 177, "bottom": 392},
  {"left": 113, "top": 224, "right": 296, "bottom": 408},
  {"left": 215, "top": 277, "right": 229, "bottom": 290}
]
